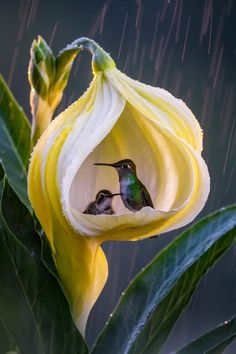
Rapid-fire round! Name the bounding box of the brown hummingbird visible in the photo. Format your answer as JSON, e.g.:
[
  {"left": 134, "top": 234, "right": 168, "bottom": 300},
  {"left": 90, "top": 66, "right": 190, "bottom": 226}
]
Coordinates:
[
  {"left": 94, "top": 159, "right": 154, "bottom": 211},
  {"left": 83, "top": 189, "right": 120, "bottom": 215}
]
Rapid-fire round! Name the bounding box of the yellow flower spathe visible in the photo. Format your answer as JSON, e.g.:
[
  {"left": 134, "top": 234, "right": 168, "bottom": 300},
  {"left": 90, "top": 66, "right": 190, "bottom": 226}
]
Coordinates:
[{"left": 28, "top": 38, "right": 210, "bottom": 336}]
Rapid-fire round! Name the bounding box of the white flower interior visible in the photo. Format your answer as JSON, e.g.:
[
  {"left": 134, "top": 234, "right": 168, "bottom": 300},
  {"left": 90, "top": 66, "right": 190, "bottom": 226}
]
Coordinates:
[
  {"left": 69, "top": 103, "right": 192, "bottom": 215},
  {"left": 66, "top": 105, "right": 199, "bottom": 238},
  {"left": 56, "top": 75, "right": 209, "bottom": 238}
]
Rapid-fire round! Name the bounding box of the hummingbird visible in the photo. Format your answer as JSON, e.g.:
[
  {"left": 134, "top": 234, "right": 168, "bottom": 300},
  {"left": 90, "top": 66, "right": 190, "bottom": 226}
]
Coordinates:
[
  {"left": 83, "top": 189, "right": 120, "bottom": 215},
  {"left": 94, "top": 159, "right": 154, "bottom": 212}
]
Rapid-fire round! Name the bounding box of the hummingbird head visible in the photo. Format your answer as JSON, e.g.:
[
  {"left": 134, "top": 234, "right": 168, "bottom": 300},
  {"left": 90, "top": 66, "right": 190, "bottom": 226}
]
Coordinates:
[
  {"left": 95, "top": 190, "right": 120, "bottom": 208},
  {"left": 94, "top": 159, "right": 137, "bottom": 178}
]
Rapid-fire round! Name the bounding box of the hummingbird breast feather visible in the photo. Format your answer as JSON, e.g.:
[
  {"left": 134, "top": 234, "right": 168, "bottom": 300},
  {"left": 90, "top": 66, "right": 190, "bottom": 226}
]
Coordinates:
[{"left": 120, "top": 177, "right": 154, "bottom": 211}]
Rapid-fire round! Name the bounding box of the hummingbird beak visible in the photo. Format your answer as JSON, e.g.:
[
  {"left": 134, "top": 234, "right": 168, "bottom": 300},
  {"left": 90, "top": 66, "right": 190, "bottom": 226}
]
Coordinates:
[
  {"left": 110, "top": 193, "right": 121, "bottom": 198},
  {"left": 94, "top": 162, "right": 115, "bottom": 167}
]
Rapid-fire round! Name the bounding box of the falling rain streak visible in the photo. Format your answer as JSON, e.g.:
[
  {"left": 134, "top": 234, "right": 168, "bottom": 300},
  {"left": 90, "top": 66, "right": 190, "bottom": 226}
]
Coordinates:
[
  {"left": 118, "top": 12, "right": 128, "bottom": 58},
  {"left": 181, "top": 15, "right": 190, "bottom": 62},
  {"left": 1, "top": 0, "right": 236, "bottom": 352},
  {"left": 49, "top": 22, "right": 58, "bottom": 46}
]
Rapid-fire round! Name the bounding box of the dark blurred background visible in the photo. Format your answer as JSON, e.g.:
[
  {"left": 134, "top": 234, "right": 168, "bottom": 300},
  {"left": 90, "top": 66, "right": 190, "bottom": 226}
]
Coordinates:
[{"left": 0, "top": 0, "right": 236, "bottom": 352}]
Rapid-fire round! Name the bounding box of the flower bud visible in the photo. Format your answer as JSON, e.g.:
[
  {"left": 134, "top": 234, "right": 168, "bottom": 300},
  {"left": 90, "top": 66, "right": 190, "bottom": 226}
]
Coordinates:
[{"left": 28, "top": 36, "right": 80, "bottom": 147}]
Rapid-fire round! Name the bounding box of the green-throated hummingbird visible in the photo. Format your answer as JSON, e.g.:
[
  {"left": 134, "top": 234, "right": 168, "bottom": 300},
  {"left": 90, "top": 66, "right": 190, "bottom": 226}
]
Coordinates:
[
  {"left": 94, "top": 159, "right": 154, "bottom": 212},
  {"left": 83, "top": 189, "right": 120, "bottom": 215}
]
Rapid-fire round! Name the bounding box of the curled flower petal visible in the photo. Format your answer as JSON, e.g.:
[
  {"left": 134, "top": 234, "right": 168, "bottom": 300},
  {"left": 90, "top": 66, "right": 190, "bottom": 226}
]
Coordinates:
[{"left": 28, "top": 38, "right": 210, "bottom": 335}]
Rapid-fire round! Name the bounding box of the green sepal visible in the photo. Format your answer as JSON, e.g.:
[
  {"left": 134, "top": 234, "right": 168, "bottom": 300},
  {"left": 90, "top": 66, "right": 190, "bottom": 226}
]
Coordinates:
[
  {"left": 37, "top": 36, "right": 55, "bottom": 82},
  {"left": 29, "top": 36, "right": 56, "bottom": 98},
  {"left": 33, "top": 40, "right": 45, "bottom": 63},
  {"left": 53, "top": 47, "right": 80, "bottom": 92},
  {"left": 29, "top": 59, "right": 48, "bottom": 98}
]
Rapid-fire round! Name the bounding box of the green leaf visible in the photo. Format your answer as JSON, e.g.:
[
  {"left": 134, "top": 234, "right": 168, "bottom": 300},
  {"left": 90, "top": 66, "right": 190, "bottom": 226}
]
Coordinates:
[
  {"left": 205, "top": 338, "right": 235, "bottom": 354},
  {"left": 0, "top": 318, "right": 18, "bottom": 353},
  {"left": 2, "top": 178, "right": 40, "bottom": 256},
  {"left": 92, "top": 205, "right": 236, "bottom": 354},
  {"left": 174, "top": 316, "right": 236, "bottom": 354},
  {"left": 0, "top": 177, "right": 88, "bottom": 354},
  {"left": 1, "top": 173, "right": 59, "bottom": 278},
  {"left": 0, "top": 75, "right": 31, "bottom": 209}
]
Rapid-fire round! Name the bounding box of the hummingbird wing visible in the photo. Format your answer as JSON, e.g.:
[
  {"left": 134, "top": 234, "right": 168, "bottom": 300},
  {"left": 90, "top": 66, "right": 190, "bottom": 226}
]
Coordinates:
[
  {"left": 140, "top": 185, "right": 154, "bottom": 208},
  {"left": 83, "top": 202, "right": 97, "bottom": 214}
]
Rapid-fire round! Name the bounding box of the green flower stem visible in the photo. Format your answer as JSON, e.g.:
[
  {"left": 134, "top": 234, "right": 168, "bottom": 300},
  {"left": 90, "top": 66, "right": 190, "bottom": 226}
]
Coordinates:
[{"left": 60, "top": 37, "right": 115, "bottom": 73}]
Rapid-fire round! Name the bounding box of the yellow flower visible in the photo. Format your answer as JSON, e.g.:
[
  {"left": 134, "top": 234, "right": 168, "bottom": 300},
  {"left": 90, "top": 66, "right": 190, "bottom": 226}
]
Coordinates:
[{"left": 28, "top": 38, "right": 210, "bottom": 336}]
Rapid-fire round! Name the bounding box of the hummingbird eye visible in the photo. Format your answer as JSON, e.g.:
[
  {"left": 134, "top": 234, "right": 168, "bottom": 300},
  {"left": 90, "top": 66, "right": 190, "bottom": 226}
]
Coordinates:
[
  {"left": 122, "top": 164, "right": 128, "bottom": 169},
  {"left": 97, "top": 194, "right": 104, "bottom": 203}
]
